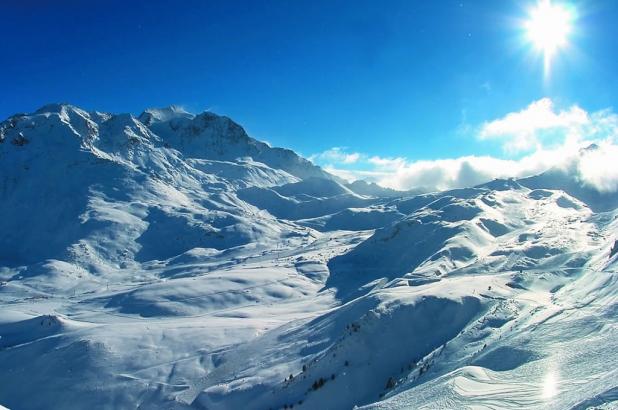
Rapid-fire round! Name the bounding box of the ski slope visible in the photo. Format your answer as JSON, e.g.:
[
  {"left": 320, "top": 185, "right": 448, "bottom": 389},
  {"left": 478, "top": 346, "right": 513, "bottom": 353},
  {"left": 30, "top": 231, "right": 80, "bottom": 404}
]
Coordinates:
[{"left": 0, "top": 104, "right": 616, "bottom": 410}]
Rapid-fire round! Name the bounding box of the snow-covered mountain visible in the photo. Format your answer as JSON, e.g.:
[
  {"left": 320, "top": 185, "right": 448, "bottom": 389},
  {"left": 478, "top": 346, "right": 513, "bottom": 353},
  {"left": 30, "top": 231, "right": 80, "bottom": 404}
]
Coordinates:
[
  {"left": 0, "top": 103, "right": 335, "bottom": 269},
  {"left": 0, "top": 104, "right": 616, "bottom": 410}
]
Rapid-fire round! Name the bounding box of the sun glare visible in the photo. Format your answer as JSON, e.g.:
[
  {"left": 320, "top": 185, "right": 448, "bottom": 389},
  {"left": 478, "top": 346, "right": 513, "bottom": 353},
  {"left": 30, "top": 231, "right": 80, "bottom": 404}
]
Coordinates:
[
  {"left": 525, "top": 0, "right": 574, "bottom": 75},
  {"left": 542, "top": 370, "right": 560, "bottom": 399}
]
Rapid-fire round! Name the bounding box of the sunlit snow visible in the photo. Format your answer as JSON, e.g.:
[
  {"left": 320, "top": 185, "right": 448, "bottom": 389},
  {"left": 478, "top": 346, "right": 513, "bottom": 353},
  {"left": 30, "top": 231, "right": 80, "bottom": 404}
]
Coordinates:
[{"left": 0, "top": 104, "right": 616, "bottom": 409}]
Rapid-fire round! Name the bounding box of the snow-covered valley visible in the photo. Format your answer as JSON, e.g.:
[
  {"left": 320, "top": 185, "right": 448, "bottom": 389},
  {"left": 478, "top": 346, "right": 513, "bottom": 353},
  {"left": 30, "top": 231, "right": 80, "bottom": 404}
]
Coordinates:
[{"left": 0, "top": 104, "right": 616, "bottom": 409}]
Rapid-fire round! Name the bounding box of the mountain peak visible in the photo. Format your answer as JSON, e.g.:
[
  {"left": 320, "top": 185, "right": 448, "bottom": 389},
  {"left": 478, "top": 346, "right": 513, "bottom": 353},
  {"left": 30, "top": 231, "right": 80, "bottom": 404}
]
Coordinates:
[
  {"left": 580, "top": 142, "right": 600, "bottom": 154},
  {"left": 34, "top": 102, "right": 75, "bottom": 114},
  {"left": 33, "top": 103, "right": 93, "bottom": 120},
  {"left": 138, "top": 105, "right": 194, "bottom": 125},
  {"left": 1, "top": 103, "right": 336, "bottom": 183}
]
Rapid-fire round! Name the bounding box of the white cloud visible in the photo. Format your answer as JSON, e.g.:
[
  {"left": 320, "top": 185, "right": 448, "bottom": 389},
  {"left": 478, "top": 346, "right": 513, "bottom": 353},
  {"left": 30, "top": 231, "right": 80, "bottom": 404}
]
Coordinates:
[
  {"left": 325, "top": 149, "right": 572, "bottom": 191},
  {"left": 311, "top": 99, "right": 618, "bottom": 193},
  {"left": 322, "top": 166, "right": 387, "bottom": 182},
  {"left": 576, "top": 143, "right": 618, "bottom": 192},
  {"left": 367, "top": 156, "right": 407, "bottom": 170},
  {"left": 479, "top": 98, "right": 592, "bottom": 153},
  {"left": 309, "top": 147, "right": 361, "bottom": 165}
]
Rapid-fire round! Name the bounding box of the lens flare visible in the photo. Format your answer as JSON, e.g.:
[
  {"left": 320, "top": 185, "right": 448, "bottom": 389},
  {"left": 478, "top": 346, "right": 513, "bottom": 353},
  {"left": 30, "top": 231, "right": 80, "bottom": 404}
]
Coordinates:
[
  {"left": 542, "top": 370, "right": 559, "bottom": 399},
  {"left": 525, "top": 0, "right": 574, "bottom": 76}
]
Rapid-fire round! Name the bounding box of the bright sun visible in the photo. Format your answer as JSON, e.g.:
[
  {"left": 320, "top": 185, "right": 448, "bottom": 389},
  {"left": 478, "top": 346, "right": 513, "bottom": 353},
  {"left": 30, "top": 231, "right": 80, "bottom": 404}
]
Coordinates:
[{"left": 525, "top": 0, "right": 574, "bottom": 74}]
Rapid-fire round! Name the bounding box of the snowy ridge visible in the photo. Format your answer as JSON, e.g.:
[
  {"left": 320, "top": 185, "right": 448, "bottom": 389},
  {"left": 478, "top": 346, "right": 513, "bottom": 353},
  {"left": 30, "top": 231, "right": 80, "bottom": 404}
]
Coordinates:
[{"left": 0, "top": 104, "right": 617, "bottom": 410}]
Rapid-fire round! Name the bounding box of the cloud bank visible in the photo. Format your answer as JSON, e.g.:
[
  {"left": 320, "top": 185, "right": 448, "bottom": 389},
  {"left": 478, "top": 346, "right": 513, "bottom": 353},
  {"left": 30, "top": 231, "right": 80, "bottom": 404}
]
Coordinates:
[{"left": 311, "top": 99, "right": 618, "bottom": 192}]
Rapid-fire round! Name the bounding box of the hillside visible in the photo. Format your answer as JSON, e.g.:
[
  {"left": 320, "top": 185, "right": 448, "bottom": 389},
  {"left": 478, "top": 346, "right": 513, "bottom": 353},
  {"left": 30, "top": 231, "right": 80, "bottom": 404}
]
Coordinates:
[{"left": 0, "top": 104, "right": 616, "bottom": 410}]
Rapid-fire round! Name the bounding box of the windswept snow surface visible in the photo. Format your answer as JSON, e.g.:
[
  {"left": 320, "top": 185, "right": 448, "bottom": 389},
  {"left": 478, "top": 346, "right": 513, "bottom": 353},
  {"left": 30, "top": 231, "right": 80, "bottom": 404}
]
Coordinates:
[{"left": 0, "top": 105, "right": 617, "bottom": 410}]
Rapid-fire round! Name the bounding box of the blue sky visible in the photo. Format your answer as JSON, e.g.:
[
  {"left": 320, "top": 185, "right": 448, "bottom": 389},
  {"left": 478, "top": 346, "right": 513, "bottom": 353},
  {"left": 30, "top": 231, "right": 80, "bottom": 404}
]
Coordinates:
[{"left": 2, "top": 0, "right": 617, "bottom": 188}]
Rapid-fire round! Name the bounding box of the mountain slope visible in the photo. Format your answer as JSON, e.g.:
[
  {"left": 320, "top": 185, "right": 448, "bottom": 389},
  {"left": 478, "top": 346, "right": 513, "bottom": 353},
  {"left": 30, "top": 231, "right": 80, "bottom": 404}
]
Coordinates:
[
  {"left": 0, "top": 104, "right": 336, "bottom": 271},
  {"left": 137, "top": 105, "right": 333, "bottom": 181},
  {"left": 0, "top": 104, "right": 617, "bottom": 410},
  {"left": 518, "top": 144, "right": 618, "bottom": 212}
]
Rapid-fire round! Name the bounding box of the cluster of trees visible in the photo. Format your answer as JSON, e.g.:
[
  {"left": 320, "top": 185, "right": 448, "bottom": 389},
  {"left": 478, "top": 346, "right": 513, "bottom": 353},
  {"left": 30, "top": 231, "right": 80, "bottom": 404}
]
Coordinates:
[
  {"left": 310, "top": 373, "right": 336, "bottom": 391},
  {"left": 345, "top": 322, "right": 361, "bottom": 333}
]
